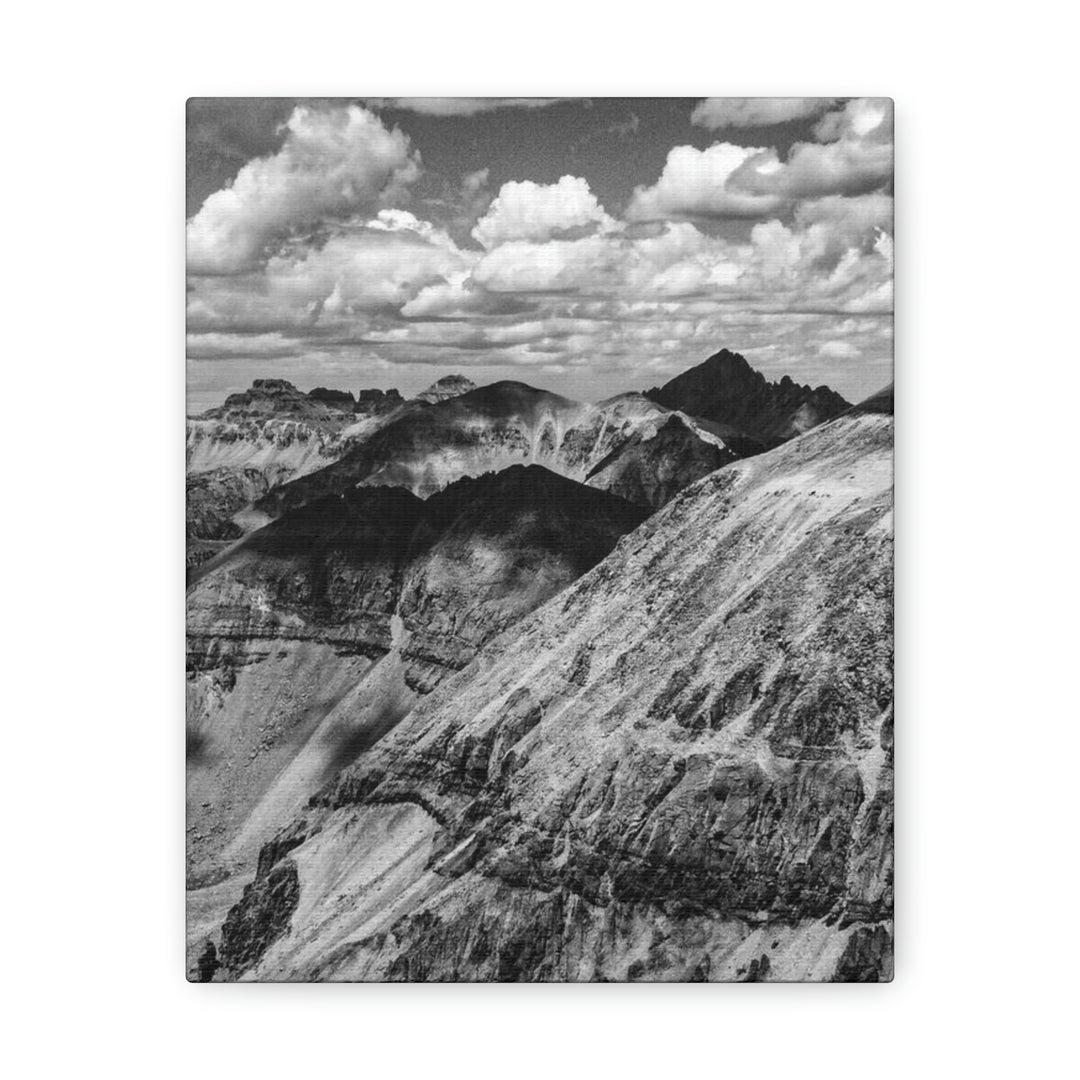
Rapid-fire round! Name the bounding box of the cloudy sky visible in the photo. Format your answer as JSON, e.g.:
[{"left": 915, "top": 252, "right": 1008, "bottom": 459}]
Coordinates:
[{"left": 186, "top": 97, "right": 893, "bottom": 411}]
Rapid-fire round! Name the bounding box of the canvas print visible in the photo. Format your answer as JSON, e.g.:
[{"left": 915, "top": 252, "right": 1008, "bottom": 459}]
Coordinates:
[{"left": 186, "top": 97, "right": 894, "bottom": 982}]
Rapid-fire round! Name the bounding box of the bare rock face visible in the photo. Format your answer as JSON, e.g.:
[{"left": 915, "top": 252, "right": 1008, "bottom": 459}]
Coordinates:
[
  {"left": 186, "top": 466, "right": 287, "bottom": 570},
  {"left": 185, "top": 381, "right": 413, "bottom": 560},
  {"left": 307, "top": 387, "right": 357, "bottom": 411},
  {"left": 255, "top": 383, "right": 734, "bottom": 519},
  {"left": 354, "top": 388, "right": 404, "bottom": 415},
  {"left": 212, "top": 400, "right": 893, "bottom": 982},
  {"left": 585, "top": 414, "right": 738, "bottom": 508},
  {"left": 185, "top": 466, "right": 646, "bottom": 900},
  {"left": 186, "top": 357, "right": 850, "bottom": 573},
  {"left": 218, "top": 858, "right": 300, "bottom": 975},
  {"left": 415, "top": 374, "right": 477, "bottom": 404},
  {"left": 212, "top": 379, "right": 353, "bottom": 421},
  {"left": 647, "top": 349, "right": 851, "bottom": 450}
]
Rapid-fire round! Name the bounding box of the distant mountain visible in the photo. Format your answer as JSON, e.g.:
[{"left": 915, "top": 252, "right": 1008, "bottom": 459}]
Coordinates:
[
  {"left": 416, "top": 374, "right": 477, "bottom": 404},
  {"left": 186, "top": 465, "right": 646, "bottom": 909},
  {"left": 206, "top": 378, "right": 355, "bottom": 421},
  {"left": 355, "top": 387, "right": 405, "bottom": 415},
  {"left": 188, "top": 355, "right": 850, "bottom": 558},
  {"left": 254, "top": 381, "right": 731, "bottom": 520},
  {"left": 585, "top": 413, "right": 737, "bottom": 509},
  {"left": 204, "top": 387, "right": 894, "bottom": 982},
  {"left": 186, "top": 380, "right": 417, "bottom": 567},
  {"left": 646, "top": 349, "right": 850, "bottom": 450}
]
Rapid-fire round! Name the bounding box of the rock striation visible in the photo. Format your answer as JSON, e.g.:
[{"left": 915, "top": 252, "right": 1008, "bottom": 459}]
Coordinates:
[
  {"left": 254, "top": 383, "right": 733, "bottom": 520},
  {"left": 209, "top": 392, "right": 893, "bottom": 982},
  {"left": 186, "top": 466, "right": 646, "bottom": 914},
  {"left": 186, "top": 380, "right": 415, "bottom": 562}
]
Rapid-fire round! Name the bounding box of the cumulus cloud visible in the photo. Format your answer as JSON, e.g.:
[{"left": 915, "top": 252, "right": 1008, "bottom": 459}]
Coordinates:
[
  {"left": 814, "top": 97, "right": 893, "bottom": 143},
  {"left": 818, "top": 340, "right": 861, "bottom": 359},
  {"left": 189, "top": 213, "right": 472, "bottom": 332},
  {"left": 793, "top": 192, "right": 893, "bottom": 262},
  {"left": 472, "top": 175, "right": 616, "bottom": 248},
  {"left": 187, "top": 104, "right": 420, "bottom": 275},
  {"left": 630, "top": 99, "right": 892, "bottom": 221},
  {"left": 733, "top": 138, "right": 892, "bottom": 200},
  {"left": 625, "top": 143, "right": 788, "bottom": 222},
  {"left": 731, "top": 98, "right": 893, "bottom": 200},
  {"left": 188, "top": 100, "right": 892, "bottom": 401},
  {"left": 690, "top": 97, "right": 835, "bottom": 129}
]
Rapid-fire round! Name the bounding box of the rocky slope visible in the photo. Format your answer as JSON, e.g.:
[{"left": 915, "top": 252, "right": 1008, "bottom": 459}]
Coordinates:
[
  {"left": 254, "top": 383, "right": 733, "bottom": 520},
  {"left": 647, "top": 349, "right": 851, "bottom": 451},
  {"left": 186, "top": 379, "right": 418, "bottom": 562},
  {"left": 186, "top": 378, "right": 400, "bottom": 478},
  {"left": 585, "top": 414, "right": 737, "bottom": 509},
  {"left": 188, "top": 356, "right": 849, "bottom": 562},
  {"left": 186, "top": 467, "right": 646, "bottom": 916},
  {"left": 207, "top": 392, "right": 893, "bottom": 982}
]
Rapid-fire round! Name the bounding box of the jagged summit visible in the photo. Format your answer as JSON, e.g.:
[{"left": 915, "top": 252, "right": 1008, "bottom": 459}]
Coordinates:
[
  {"left": 204, "top": 379, "right": 355, "bottom": 421},
  {"left": 200, "top": 379, "right": 409, "bottom": 422},
  {"left": 646, "top": 348, "right": 850, "bottom": 448},
  {"left": 308, "top": 387, "right": 356, "bottom": 409},
  {"left": 355, "top": 387, "right": 405, "bottom": 415},
  {"left": 416, "top": 374, "right": 477, "bottom": 404}
]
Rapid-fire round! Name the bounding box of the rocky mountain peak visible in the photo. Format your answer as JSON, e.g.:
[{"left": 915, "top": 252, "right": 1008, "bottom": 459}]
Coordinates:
[
  {"left": 646, "top": 348, "right": 850, "bottom": 447},
  {"left": 416, "top": 374, "right": 478, "bottom": 404},
  {"left": 355, "top": 387, "right": 405, "bottom": 415},
  {"left": 250, "top": 378, "right": 298, "bottom": 393},
  {"left": 308, "top": 387, "right": 356, "bottom": 410},
  {"left": 206, "top": 379, "right": 358, "bottom": 422}
]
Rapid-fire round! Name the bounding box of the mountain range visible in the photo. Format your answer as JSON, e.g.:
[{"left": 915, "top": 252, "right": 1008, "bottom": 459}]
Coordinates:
[{"left": 186, "top": 349, "right": 891, "bottom": 982}]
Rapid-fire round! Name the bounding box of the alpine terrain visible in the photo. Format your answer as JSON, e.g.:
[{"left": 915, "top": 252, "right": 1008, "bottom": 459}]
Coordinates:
[{"left": 186, "top": 351, "right": 891, "bottom": 983}]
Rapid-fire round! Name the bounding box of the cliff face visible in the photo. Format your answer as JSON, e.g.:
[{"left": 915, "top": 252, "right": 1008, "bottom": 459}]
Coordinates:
[
  {"left": 210, "top": 402, "right": 893, "bottom": 982},
  {"left": 647, "top": 349, "right": 851, "bottom": 449},
  {"left": 185, "top": 380, "right": 415, "bottom": 563},
  {"left": 255, "top": 384, "right": 733, "bottom": 519},
  {"left": 186, "top": 467, "right": 646, "bottom": 906}
]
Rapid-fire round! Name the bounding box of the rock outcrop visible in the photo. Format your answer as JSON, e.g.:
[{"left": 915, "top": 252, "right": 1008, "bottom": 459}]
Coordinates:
[
  {"left": 355, "top": 388, "right": 405, "bottom": 415},
  {"left": 416, "top": 374, "right": 477, "bottom": 404},
  {"left": 212, "top": 378, "right": 354, "bottom": 421},
  {"left": 307, "top": 387, "right": 357, "bottom": 411},
  {"left": 209, "top": 392, "right": 893, "bottom": 982}
]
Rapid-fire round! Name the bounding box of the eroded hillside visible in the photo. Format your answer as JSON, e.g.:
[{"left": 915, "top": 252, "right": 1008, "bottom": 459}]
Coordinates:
[{"left": 203, "top": 399, "right": 893, "bottom": 982}]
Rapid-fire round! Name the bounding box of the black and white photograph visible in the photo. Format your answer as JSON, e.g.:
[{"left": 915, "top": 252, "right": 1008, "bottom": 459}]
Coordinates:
[
  {"left": 186, "top": 97, "right": 894, "bottom": 982},
  {"left": 8, "top": 0, "right": 1080, "bottom": 1071}
]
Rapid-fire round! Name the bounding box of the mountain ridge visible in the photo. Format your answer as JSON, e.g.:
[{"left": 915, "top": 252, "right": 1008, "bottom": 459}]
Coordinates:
[
  {"left": 646, "top": 348, "right": 851, "bottom": 448},
  {"left": 205, "top": 398, "right": 893, "bottom": 982},
  {"left": 186, "top": 464, "right": 647, "bottom": 905}
]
